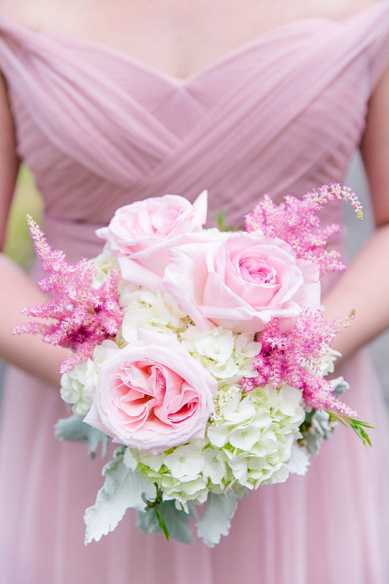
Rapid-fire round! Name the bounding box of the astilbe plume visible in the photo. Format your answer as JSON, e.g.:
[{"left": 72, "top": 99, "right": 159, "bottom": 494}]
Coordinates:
[
  {"left": 13, "top": 217, "right": 123, "bottom": 373},
  {"left": 245, "top": 184, "right": 363, "bottom": 275},
  {"left": 240, "top": 310, "right": 356, "bottom": 417}
]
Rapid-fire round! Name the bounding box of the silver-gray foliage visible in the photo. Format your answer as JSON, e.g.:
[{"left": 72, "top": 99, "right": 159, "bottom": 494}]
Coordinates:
[
  {"left": 54, "top": 415, "right": 109, "bottom": 458},
  {"left": 137, "top": 501, "right": 195, "bottom": 544},
  {"left": 196, "top": 492, "right": 239, "bottom": 547}
]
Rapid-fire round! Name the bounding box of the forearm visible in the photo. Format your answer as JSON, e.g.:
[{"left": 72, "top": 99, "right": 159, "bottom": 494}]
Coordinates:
[
  {"left": 0, "top": 252, "right": 69, "bottom": 387},
  {"left": 322, "top": 223, "right": 389, "bottom": 364}
]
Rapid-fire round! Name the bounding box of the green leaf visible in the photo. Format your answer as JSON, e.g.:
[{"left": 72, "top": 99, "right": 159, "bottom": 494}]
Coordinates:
[
  {"left": 136, "top": 501, "right": 195, "bottom": 544},
  {"left": 329, "top": 412, "right": 374, "bottom": 447},
  {"left": 215, "top": 211, "right": 238, "bottom": 232},
  {"left": 54, "top": 415, "right": 108, "bottom": 458},
  {"left": 217, "top": 213, "right": 228, "bottom": 231},
  {"left": 155, "top": 507, "right": 170, "bottom": 540}
]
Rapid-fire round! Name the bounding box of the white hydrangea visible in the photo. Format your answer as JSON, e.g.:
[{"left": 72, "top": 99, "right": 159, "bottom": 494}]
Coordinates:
[
  {"left": 92, "top": 339, "right": 121, "bottom": 363},
  {"left": 120, "top": 286, "right": 190, "bottom": 343},
  {"left": 133, "top": 441, "right": 209, "bottom": 510},
  {"left": 60, "top": 358, "right": 99, "bottom": 417},
  {"left": 130, "top": 383, "right": 305, "bottom": 508},
  {"left": 179, "top": 326, "right": 260, "bottom": 382},
  {"left": 207, "top": 384, "right": 305, "bottom": 489},
  {"left": 202, "top": 447, "right": 229, "bottom": 485},
  {"left": 320, "top": 347, "right": 342, "bottom": 376},
  {"left": 118, "top": 280, "right": 141, "bottom": 307},
  {"left": 193, "top": 328, "right": 235, "bottom": 363},
  {"left": 60, "top": 339, "right": 118, "bottom": 417},
  {"left": 165, "top": 476, "right": 209, "bottom": 510},
  {"left": 91, "top": 244, "right": 119, "bottom": 286},
  {"left": 164, "top": 444, "right": 205, "bottom": 479}
]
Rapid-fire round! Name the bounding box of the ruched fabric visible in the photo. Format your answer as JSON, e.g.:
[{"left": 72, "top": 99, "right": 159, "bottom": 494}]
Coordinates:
[{"left": 0, "top": 3, "right": 389, "bottom": 583}]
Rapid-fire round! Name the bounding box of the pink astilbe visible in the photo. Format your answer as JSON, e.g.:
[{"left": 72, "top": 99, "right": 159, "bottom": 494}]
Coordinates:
[
  {"left": 13, "top": 217, "right": 123, "bottom": 373},
  {"left": 240, "top": 310, "right": 356, "bottom": 417},
  {"left": 245, "top": 184, "right": 363, "bottom": 275}
]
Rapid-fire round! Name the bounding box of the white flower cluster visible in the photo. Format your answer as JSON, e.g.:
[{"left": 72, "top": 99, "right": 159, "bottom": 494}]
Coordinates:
[
  {"left": 60, "top": 340, "right": 117, "bottom": 416},
  {"left": 179, "top": 326, "right": 260, "bottom": 381},
  {"left": 129, "top": 384, "right": 305, "bottom": 510},
  {"left": 60, "top": 359, "right": 99, "bottom": 417},
  {"left": 320, "top": 347, "right": 342, "bottom": 376},
  {"left": 92, "top": 244, "right": 120, "bottom": 286},
  {"left": 119, "top": 284, "right": 191, "bottom": 343}
]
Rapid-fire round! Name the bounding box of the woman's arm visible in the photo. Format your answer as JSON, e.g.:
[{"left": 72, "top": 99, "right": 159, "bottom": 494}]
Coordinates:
[
  {"left": 323, "top": 66, "right": 389, "bottom": 363},
  {"left": 0, "top": 73, "right": 68, "bottom": 387}
]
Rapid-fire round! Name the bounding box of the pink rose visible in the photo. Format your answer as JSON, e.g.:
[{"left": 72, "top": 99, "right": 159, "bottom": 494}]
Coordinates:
[
  {"left": 163, "top": 232, "right": 321, "bottom": 333},
  {"left": 83, "top": 330, "right": 216, "bottom": 454},
  {"left": 96, "top": 191, "right": 208, "bottom": 291}
]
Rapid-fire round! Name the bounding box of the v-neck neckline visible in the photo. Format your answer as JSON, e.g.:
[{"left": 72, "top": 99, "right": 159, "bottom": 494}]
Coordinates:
[{"left": 0, "top": 2, "right": 387, "bottom": 87}]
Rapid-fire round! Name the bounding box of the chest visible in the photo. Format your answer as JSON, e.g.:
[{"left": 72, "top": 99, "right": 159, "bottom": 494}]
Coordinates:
[{"left": 0, "top": 0, "right": 377, "bottom": 79}]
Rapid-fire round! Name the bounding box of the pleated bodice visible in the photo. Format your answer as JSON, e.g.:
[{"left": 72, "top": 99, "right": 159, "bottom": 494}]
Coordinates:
[{"left": 0, "top": 3, "right": 389, "bottom": 260}]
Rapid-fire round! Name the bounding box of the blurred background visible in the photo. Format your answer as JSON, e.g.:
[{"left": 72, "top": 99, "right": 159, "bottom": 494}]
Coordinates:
[{"left": 0, "top": 153, "right": 388, "bottom": 411}]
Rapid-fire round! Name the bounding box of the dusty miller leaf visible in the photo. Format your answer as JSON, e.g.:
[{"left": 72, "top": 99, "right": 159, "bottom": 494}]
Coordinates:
[
  {"left": 331, "top": 376, "right": 350, "bottom": 397},
  {"left": 196, "top": 492, "right": 238, "bottom": 547},
  {"left": 288, "top": 441, "right": 310, "bottom": 475},
  {"left": 136, "top": 507, "right": 161, "bottom": 535},
  {"left": 84, "top": 452, "right": 155, "bottom": 544},
  {"left": 158, "top": 501, "right": 194, "bottom": 544},
  {"left": 136, "top": 501, "right": 195, "bottom": 544},
  {"left": 55, "top": 415, "right": 108, "bottom": 458}
]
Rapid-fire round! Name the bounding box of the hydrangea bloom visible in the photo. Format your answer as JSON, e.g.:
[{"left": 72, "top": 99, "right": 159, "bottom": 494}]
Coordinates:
[
  {"left": 119, "top": 284, "right": 190, "bottom": 342},
  {"left": 131, "top": 383, "right": 305, "bottom": 509},
  {"left": 179, "top": 326, "right": 260, "bottom": 381},
  {"left": 60, "top": 359, "right": 99, "bottom": 417}
]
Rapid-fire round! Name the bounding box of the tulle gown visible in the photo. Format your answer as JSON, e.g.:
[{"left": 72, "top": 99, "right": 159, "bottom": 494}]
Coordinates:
[{"left": 1, "top": 3, "right": 389, "bottom": 583}]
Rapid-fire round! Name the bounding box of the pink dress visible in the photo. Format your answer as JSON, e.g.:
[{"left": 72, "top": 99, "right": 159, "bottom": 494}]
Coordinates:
[{"left": 1, "top": 3, "right": 389, "bottom": 583}]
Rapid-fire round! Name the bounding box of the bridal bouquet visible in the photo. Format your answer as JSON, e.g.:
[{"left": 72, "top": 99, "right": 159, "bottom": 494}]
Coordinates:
[{"left": 14, "top": 185, "right": 371, "bottom": 547}]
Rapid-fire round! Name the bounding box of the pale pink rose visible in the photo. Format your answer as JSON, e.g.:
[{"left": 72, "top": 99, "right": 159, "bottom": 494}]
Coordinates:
[
  {"left": 83, "top": 330, "right": 216, "bottom": 454},
  {"left": 163, "top": 232, "right": 321, "bottom": 333},
  {"left": 96, "top": 191, "right": 208, "bottom": 291}
]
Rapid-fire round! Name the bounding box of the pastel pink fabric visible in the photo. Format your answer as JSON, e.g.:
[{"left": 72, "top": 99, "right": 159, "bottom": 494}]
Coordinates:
[{"left": 0, "top": 3, "right": 389, "bottom": 583}]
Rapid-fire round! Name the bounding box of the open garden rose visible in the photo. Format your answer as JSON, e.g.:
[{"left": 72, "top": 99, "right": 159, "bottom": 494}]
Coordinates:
[
  {"left": 83, "top": 329, "right": 217, "bottom": 454},
  {"left": 96, "top": 191, "right": 208, "bottom": 291},
  {"left": 163, "top": 232, "right": 321, "bottom": 332}
]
